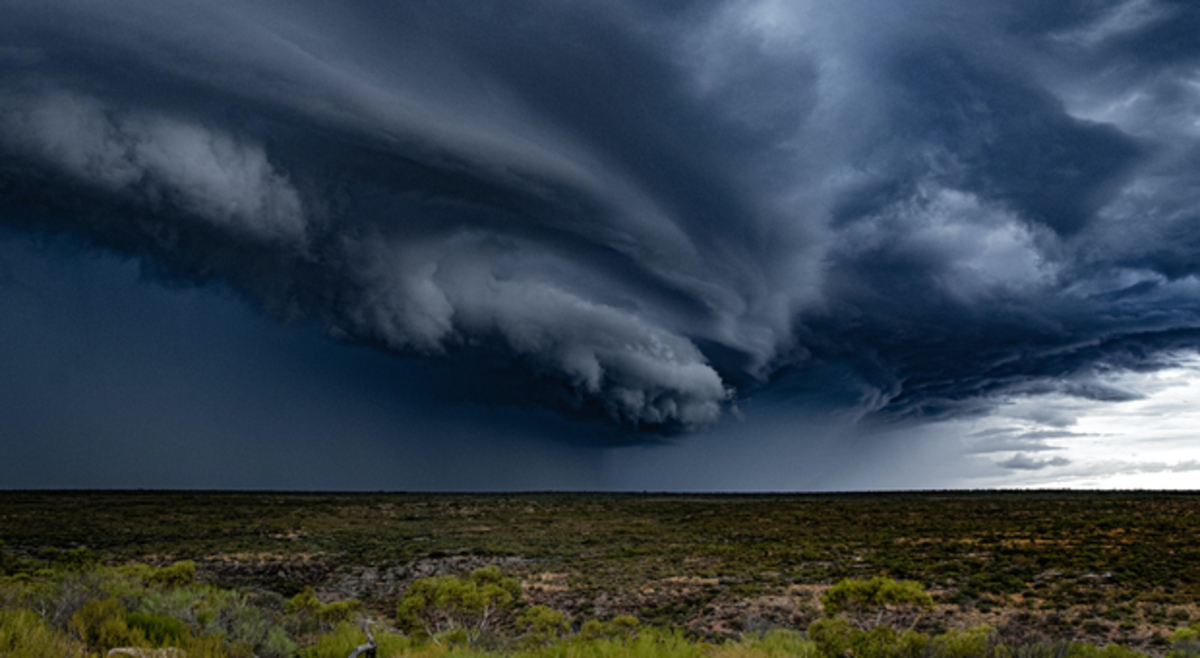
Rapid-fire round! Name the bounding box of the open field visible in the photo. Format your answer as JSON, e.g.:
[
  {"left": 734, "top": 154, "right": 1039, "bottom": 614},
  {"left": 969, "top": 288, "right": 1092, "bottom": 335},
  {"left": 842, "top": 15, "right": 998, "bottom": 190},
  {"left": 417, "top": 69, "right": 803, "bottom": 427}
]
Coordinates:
[{"left": 2, "top": 491, "right": 1199, "bottom": 655}]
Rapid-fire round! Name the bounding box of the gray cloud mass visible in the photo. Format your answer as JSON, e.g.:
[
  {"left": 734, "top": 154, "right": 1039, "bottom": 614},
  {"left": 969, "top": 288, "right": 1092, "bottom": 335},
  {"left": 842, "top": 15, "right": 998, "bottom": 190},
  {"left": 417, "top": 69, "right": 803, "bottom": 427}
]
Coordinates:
[
  {"left": 3, "top": 0, "right": 1200, "bottom": 438},
  {"left": 998, "top": 453, "right": 1072, "bottom": 471}
]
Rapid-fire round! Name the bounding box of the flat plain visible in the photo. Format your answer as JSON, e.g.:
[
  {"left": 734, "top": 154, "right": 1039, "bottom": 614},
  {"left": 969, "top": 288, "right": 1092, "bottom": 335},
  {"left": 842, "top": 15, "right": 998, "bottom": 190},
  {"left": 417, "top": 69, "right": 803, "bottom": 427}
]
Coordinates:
[{"left": 2, "top": 490, "right": 1198, "bottom": 651}]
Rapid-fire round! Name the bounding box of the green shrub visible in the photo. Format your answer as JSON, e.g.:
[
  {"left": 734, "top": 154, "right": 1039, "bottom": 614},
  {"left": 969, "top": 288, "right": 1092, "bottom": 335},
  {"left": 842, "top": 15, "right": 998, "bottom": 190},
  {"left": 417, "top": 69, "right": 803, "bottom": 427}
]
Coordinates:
[
  {"left": 741, "top": 629, "right": 819, "bottom": 658},
  {"left": 396, "top": 567, "right": 522, "bottom": 645},
  {"left": 1067, "top": 642, "right": 1148, "bottom": 658},
  {"left": 127, "top": 611, "right": 187, "bottom": 645},
  {"left": 68, "top": 598, "right": 146, "bottom": 653},
  {"left": 856, "top": 626, "right": 905, "bottom": 658},
  {"left": 213, "top": 591, "right": 273, "bottom": 647},
  {"left": 175, "top": 633, "right": 233, "bottom": 658},
  {"left": 319, "top": 600, "right": 365, "bottom": 625},
  {"left": 822, "top": 578, "right": 934, "bottom": 617},
  {"left": 0, "top": 606, "right": 85, "bottom": 658},
  {"left": 286, "top": 587, "right": 364, "bottom": 629},
  {"left": 820, "top": 577, "right": 935, "bottom": 634},
  {"left": 151, "top": 561, "right": 197, "bottom": 588},
  {"left": 300, "top": 623, "right": 410, "bottom": 658},
  {"left": 286, "top": 588, "right": 323, "bottom": 618},
  {"left": 52, "top": 548, "right": 100, "bottom": 573},
  {"left": 520, "top": 605, "right": 570, "bottom": 646},
  {"left": 261, "top": 626, "right": 300, "bottom": 658},
  {"left": 808, "top": 616, "right": 928, "bottom": 658},
  {"left": 579, "top": 616, "right": 641, "bottom": 641},
  {"left": 1169, "top": 627, "right": 1200, "bottom": 658},
  {"left": 524, "top": 626, "right": 706, "bottom": 658},
  {"left": 928, "top": 625, "right": 994, "bottom": 658}
]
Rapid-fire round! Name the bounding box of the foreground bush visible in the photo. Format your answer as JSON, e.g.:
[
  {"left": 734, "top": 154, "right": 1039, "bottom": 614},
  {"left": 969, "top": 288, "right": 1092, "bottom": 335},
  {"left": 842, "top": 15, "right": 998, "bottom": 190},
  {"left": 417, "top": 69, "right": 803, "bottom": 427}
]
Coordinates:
[
  {"left": 69, "top": 597, "right": 147, "bottom": 654},
  {"left": 396, "top": 566, "right": 522, "bottom": 646},
  {"left": 518, "top": 626, "right": 705, "bottom": 658},
  {"left": 711, "top": 629, "right": 819, "bottom": 658},
  {"left": 0, "top": 607, "right": 85, "bottom": 658},
  {"left": 1169, "top": 626, "right": 1200, "bottom": 658},
  {"left": 0, "top": 558, "right": 307, "bottom": 658},
  {"left": 0, "top": 558, "right": 1180, "bottom": 658},
  {"left": 300, "top": 623, "right": 412, "bottom": 658},
  {"left": 821, "top": 577, "right": 934, "bottom": 632}
]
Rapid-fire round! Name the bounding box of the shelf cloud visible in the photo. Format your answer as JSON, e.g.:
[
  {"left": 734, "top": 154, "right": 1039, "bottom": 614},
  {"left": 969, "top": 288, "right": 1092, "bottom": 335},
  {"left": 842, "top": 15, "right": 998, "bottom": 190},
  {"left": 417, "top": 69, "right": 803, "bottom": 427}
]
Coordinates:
[{"left": 3, "top": 0, "right": 1200, "bottom": 437}]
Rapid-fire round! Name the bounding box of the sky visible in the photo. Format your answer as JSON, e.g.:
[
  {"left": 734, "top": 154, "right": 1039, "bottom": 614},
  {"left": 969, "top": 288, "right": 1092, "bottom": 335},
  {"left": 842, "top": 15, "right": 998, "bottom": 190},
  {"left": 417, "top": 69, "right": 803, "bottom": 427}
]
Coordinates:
[{"left": 1, "top": 0, "right": 1198, "bottom": 491}]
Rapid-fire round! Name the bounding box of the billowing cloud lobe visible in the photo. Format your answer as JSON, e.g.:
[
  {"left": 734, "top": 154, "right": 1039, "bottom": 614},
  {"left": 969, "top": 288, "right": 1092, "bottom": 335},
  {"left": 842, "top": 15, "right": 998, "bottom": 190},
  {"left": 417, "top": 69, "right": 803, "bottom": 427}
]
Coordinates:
[{"left": 3, "top": 0, "right": 1200, "bottom": 434}]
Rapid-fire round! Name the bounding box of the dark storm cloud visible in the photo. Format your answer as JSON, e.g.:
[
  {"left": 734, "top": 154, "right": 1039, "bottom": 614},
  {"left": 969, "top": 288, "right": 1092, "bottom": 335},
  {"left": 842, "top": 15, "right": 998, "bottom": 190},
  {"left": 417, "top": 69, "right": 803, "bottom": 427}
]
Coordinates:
[{"left": 2, "top": 0, "right": 1200, "bottom": 436}]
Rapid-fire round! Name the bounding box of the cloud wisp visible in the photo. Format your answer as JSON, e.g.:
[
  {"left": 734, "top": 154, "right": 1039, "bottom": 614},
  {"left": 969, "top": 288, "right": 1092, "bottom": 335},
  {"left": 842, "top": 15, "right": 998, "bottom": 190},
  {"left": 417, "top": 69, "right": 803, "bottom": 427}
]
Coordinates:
[{"left": 2, "top": 0, "right": 1200, "bottom": 438}]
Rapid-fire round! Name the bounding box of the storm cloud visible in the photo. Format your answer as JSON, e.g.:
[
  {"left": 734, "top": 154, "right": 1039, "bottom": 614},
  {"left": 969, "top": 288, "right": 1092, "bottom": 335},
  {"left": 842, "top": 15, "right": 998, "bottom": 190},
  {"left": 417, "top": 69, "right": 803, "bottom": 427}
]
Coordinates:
[{"left": 3, "top": 0, "right": 1200, "bottom": 438}]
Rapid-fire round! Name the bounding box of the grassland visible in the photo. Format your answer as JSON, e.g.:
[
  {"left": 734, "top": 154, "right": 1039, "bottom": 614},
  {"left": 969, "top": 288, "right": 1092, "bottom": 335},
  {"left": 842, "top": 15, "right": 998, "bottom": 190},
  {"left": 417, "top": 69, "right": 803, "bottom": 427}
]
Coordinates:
[{"left": 2, "top": 490, "right": 1198, "bottom": 654}]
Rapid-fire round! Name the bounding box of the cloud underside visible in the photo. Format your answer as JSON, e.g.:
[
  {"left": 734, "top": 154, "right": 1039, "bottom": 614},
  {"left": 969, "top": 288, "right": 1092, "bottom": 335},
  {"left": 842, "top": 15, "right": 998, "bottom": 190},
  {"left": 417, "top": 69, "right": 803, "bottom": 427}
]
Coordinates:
[{"left": 3, "top": 0, "right": 1200, "bottom": 433}]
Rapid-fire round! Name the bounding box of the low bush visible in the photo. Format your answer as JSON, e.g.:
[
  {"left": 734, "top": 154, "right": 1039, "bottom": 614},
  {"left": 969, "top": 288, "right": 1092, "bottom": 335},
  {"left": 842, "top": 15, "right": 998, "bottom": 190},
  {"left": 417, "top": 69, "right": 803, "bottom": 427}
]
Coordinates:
[
  {"left": 722, "top": 629, "right": 819, "bottom": 658},
  {"left": 820, "top": 577, "right": 935, "bottom": 634},
  {"left": 808, "top": 616, "right": 929, "bottom": 658},
  {"left": 0, "top": 553, "right": 1176, "bottom": 658},
  {"left": 579, "top": 616, "right": 641, "bottom": 641},
  {"left": 1169, "top": 627, "right": 1200, "bottom": 658},
  {"left": 927, "top": 625, "right": 993, "bottom": 658},
  {"left": 396, "top": 566, "right": 522, "bottom": 645},
  {"left": 300, "top": 623, "right": 411, "bottom": 658},
  {"left": 0, "top": 606, "right": 85, "bottom": 658},
  {"left": 150, "top": 561, "right": 197, "bottom": 588},
  {"left": 127, "top": 611, "right": 187, "bottom": 645},
  {"left": 519, "top": 605, "right": 570, "bottom": 647},
  {"left": 286, "top": 586, "right": 365, "bottom": 636},
  {"left": 1067, "top": 642, "right": 1149, "bottom": 658},
  {"left": 68, "top": 597, "right": 146, "bottom": 654},
  {"left": 521, "top": 627, "right": 706, "bottom": 658}
]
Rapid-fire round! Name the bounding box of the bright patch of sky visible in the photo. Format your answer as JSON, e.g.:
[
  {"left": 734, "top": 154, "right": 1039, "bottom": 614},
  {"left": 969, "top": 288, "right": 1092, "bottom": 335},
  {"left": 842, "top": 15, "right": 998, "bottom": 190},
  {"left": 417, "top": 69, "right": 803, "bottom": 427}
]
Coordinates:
[{"left": 952, "top": 356, "right": 1200, "bottom": 489}]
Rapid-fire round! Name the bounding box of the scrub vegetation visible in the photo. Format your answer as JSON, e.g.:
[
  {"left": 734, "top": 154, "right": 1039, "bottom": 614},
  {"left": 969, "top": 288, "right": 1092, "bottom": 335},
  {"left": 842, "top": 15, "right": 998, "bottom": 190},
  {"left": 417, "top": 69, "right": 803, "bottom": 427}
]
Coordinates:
[{"left": 1, "top": 491, "right": 1198, "bottom": 657}]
